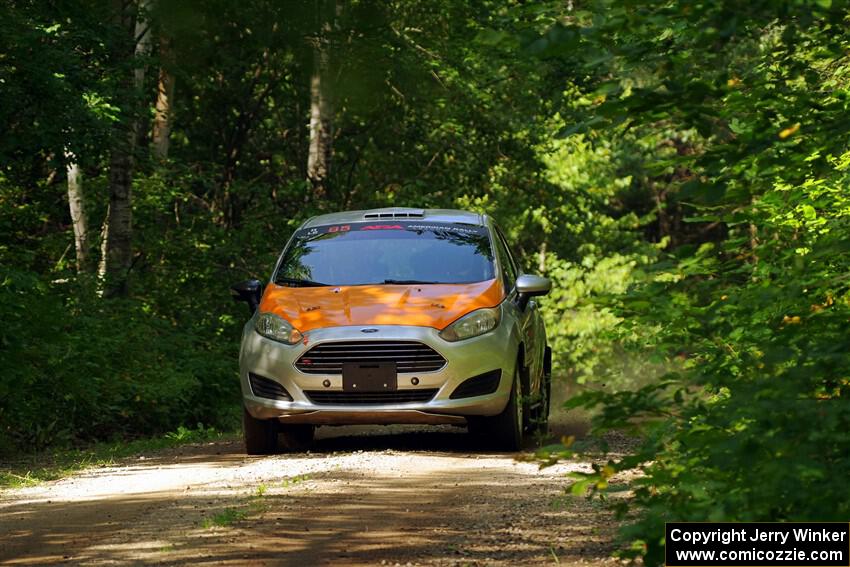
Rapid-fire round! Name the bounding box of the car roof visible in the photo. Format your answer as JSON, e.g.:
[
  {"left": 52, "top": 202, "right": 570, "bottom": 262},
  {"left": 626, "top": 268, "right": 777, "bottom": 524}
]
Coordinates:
[{"left": 301, "top": 208, "right": 486, "bottom": 228}]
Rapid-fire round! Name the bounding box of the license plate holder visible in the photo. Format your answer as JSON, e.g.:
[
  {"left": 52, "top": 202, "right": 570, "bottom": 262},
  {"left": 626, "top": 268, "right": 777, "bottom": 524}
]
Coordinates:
[{"left": 342, "top": 362, "right": 398, "bottom": 392}]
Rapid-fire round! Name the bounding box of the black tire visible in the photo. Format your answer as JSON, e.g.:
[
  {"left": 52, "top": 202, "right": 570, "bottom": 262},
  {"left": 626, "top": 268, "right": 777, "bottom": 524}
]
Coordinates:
[
  {"left": 529, "top": 347, "right": 552, "bottom": 437},
  {"left": 278, "top": 424, "right": 315, "bottom": 452},
  {"left": 530, "top": 370, "right": 551, "bottom": 437},
  {"left": 469, "top": 364, "right": 524, "bottom": 451},
  {"left": 243, "top": 407, "right": 278, "bottom": 455}
]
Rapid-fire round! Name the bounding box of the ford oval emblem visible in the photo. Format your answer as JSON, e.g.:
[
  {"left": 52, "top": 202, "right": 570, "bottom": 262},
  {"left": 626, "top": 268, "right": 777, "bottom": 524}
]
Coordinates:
[{"left": 360, "top": 328, "right": 379, "bottom": 333}]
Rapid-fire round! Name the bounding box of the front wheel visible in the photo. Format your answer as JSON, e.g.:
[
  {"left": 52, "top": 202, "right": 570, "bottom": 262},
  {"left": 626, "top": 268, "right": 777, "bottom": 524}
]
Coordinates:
[
  {"left": 469, "top": 364, "right": 524, "bottom": 451},
  {"left": 529, "top": 360, "right": 551, "bottom": 437},
  {"left": 243, "top": 407, "right": 278, "bottom": 455}
]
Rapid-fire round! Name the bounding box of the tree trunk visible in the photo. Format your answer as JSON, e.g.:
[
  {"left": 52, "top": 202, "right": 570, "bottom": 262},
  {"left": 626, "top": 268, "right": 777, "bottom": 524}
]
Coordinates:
[
  {"left": 65, "top": 154, "right": 90, "bottom": 273},
  {"left": 306, "top": 23, "right": 333, "bottom": 201},
  {"left": 98, "top": 0, "right": 148, "bottom": 296},
  {"left": 99, "top": 132, "right": 135, "bottom": 296},
  {"left": 133, "top": 1, "right": 151, "bottom": 87},
  {"left": 133, "top": 0, "right": 152, "bottom": 151},
  {"left": 151, "top": 36, "right": 175, "bottom": 160}
]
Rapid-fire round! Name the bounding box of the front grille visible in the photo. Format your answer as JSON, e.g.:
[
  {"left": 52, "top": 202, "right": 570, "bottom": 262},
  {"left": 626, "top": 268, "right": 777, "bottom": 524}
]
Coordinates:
[
  {"left": 449, "top": 369, "right": 502, "bottom": 399},
  {"left": 295, "top": 341, "right": 446, "bottom": 374},
  {"left": 303, "top": 389, "right": 438, "bottom": 405},
  {"left": 249, "top": 373, "right": 292, "bottom": 401}
]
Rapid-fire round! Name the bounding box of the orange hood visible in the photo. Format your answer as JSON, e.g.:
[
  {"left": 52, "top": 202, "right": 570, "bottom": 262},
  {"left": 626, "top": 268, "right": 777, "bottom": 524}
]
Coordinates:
[{"left": 259, "top": 279, "right": 505, "bottom": 332}]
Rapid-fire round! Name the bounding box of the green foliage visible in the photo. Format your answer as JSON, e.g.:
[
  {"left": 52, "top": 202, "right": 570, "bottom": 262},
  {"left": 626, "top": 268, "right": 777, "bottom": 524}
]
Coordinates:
[
  {"left": 0, "top": 1, "right": 117, "bottom": 177},
  {"left": 514, "top": 1, "right": 850, "bottom": 565},
  {"left": 0, "top": 267, "right": 239, "bottom": 452},
  {"left": 529, "top": 126, "right": 658, "bottom": 385},
  {"left": 2, "top": 0, "right": 600, "bottom": 455},
  {"left": 201, "top": 508, "right": 248, "bottom": 529},
  {"left": 8, "top": 3, "right": 847, "bottom": 564}
]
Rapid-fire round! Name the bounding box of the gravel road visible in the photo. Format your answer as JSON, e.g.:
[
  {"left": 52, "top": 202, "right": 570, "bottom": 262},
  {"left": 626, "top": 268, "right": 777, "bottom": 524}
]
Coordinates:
[{"left": 0, "top": 424, "right": 627, "bottom": 566}]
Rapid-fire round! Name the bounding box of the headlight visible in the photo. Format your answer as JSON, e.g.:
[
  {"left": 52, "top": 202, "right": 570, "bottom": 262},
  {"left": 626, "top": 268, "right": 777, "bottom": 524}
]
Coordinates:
[
  {"left": 439, "top": 306, "right": 501, "bottom": 342},
  {"left": 255, "top": 312, "right": 303, "bottom": 344}
]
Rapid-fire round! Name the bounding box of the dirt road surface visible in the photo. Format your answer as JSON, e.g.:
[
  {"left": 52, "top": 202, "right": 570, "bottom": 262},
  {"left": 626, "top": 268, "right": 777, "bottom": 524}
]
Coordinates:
[{"left": 0, "top": 425, "right": 626, "bottom": 566}]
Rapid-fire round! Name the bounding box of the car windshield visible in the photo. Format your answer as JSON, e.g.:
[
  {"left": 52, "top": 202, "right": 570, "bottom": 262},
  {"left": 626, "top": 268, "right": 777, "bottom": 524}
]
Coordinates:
[{"left": 275, "top": 221, "right": 495, "bottom": 286}]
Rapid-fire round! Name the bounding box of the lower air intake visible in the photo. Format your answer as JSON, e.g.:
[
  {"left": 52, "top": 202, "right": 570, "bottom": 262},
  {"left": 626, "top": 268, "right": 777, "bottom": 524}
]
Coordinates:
[
  {"left": 249, "top": 373, "right": 292, "bottom": 401},
  {"left": 449, "top": 369, "right": 502, "bottom": 399}
]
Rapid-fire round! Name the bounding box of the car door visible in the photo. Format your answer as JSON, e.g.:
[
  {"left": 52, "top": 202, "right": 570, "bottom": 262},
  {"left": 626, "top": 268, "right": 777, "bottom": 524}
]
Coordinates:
[{"left": 492, "top": 224, "right": 545, "bottom": 400}]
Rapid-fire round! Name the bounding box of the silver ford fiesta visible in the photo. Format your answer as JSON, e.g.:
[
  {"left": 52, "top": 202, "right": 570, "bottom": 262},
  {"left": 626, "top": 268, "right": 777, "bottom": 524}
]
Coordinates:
[{"left": 231, "top": 207, "right": 552, "bottom": 454}]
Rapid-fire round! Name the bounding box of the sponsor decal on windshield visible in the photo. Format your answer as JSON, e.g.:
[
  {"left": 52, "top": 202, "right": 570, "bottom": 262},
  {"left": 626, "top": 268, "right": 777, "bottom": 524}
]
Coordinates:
[
  {"left": 295, "top": 220, "right": 487, "bottom": 239},
  {"left": 405, "top": 223, "right": 481, "bottom": 235}
]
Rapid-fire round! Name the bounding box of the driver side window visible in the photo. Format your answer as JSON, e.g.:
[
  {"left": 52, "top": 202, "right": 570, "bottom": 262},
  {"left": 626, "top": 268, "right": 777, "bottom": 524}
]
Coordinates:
[{"left": 493, "top": 225, "right": 517, "bottom": 292}]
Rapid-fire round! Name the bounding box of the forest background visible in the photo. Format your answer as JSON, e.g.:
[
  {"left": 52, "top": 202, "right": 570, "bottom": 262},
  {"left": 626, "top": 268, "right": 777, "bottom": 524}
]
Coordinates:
[{"left": 2, "top": 1, "right": 849, "bottom": 564}]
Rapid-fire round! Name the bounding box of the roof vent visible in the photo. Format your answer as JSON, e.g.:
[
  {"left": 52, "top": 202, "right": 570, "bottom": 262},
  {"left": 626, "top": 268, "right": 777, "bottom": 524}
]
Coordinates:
[{"left": 363, "top": 208, "right": 425, "bottom": 219}]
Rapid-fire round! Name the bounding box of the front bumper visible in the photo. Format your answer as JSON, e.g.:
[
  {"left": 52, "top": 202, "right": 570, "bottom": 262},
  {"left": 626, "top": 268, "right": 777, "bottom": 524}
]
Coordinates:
[{"left": 239, "top": 321, "right": 518, "bottom": 425}]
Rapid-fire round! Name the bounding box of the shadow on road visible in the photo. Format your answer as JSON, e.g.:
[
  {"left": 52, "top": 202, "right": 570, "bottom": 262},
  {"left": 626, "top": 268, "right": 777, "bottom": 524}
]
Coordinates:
[
  {"left": 0, "top": 425, "right": 617, "bottom": 567},
  {"left": 311, "top": 424, "right": 523, "bottom": 454}
]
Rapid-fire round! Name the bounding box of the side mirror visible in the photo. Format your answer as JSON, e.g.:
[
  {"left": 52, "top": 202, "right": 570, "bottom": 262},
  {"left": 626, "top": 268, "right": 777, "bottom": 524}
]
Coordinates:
[
  {"left": 515, "top": 274, "right": 551, "bottom": 310},
  {"left": 230, "top": 279, "right": 264, "bottom": 314}
]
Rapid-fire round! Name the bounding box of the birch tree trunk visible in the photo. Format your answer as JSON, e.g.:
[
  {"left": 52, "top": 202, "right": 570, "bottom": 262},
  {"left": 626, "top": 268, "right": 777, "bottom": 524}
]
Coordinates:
[
  {"left": 65, "top": 154, "right": 90, "bottom": 273},
  {"left": 151, "top": 36, "right": 175, "bottom": 160},
  {"left": 98, "top": 0, "right": 149, "bottom": 296},
  {"left": 306, "top": 60, "right": 333, "bottom": 200},
  {"left": 306, "top": 6, "right": 335, "bottom": 201},
  {"left": 133, "top": 1, "right": 151, "bottom": 89}
]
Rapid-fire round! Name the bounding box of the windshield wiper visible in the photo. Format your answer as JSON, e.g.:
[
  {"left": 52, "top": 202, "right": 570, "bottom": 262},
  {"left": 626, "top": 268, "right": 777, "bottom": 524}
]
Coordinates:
[
  {"left": 382, "top": 279, "right": 441, "bottom": 285},
  {"left": 276, "top": 276, "right": 329, "bottom": 287}
]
